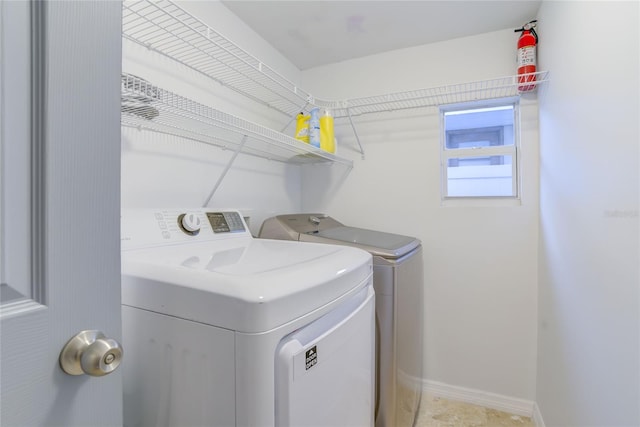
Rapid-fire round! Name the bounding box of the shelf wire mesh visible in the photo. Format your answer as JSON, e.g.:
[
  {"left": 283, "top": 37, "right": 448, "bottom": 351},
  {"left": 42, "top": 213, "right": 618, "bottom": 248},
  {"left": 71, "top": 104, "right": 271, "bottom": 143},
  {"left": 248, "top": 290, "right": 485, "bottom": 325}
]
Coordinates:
[
  {"left": 123, "top": 0, "right": 549, "bottom": 120},
  {"left": 122, "top": 0, "right": 311, "bottom": 117},
  {"left": 325, "top": 71, "right": 549, "bottom": 117},
  {"left": 121, "top": 73, "right": 352, "bottom": 166},
  {"left": 122, "top": 0, "right": 549, "bottom": 163}
]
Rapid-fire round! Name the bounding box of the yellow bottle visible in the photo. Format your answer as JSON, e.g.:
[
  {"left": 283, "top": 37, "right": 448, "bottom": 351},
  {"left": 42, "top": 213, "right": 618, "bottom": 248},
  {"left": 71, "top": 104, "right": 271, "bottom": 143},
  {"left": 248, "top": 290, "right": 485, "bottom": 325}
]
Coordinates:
[
  {"left": 319, "top": 109, "right": 335, "bottom": 153},
  {"left": 295, "top": 112, "right": 310, "bottom": 143}
]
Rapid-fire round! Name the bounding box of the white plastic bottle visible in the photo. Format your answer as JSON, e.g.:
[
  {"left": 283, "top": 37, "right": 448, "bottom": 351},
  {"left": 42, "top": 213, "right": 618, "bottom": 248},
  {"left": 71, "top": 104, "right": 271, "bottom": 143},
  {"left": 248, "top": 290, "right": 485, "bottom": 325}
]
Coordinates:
[{"left": 308, "top": 107, "right": 320, "bottom": 148}]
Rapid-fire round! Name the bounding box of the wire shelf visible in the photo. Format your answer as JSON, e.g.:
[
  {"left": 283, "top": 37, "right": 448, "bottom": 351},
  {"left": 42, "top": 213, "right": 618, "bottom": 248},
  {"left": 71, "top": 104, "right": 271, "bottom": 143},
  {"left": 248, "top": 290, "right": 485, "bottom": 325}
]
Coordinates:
[
  {"left": 123, "top": 0, "right": 548, "bottom": 121},
  {"left": 122, "top": 0, "right": 549, "bottom": 163},
  {"left": 121, "top": 73, "right": 352, "bottom": 167},
  {"left": 322, "top": 71, "right": 550, "bottom": 117},
  {"left": 122, "top": 0, "right": 311, "bottom": 118}
]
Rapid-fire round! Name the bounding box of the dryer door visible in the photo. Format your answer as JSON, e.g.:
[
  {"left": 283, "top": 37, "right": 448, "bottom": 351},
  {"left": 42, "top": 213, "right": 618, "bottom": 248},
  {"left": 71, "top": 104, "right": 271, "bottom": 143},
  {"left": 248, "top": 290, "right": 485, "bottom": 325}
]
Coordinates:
[{"left": 275, "top": 284, "right": 375, "bottom": 427}]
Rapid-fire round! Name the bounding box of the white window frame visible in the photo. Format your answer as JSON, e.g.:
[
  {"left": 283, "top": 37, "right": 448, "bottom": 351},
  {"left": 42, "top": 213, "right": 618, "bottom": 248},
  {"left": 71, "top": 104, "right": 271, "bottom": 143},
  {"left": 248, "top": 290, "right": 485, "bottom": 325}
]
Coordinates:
[{"left": 440, "top": 97, "right": 520, "bottom": 201}]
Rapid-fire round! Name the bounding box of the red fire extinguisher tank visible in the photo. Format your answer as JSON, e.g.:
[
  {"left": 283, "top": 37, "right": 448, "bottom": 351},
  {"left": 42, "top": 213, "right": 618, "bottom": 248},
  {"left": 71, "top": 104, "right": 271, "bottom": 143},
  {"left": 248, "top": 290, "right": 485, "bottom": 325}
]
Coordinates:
[{"left": 515, "top": 20, "right": 538, "bottom": 92}]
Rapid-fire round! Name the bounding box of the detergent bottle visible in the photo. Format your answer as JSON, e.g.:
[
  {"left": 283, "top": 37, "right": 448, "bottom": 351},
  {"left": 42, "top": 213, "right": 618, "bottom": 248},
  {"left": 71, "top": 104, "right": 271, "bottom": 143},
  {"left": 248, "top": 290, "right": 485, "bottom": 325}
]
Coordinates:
[
  {"left": 294, "top": 112, "right": 310, "bottom": 143},
  {"left": 319, "top": 109, "right": 335, "bottom": 153},
  {"left": 308, "top": 107, "right": 321, "bottom": 148}
]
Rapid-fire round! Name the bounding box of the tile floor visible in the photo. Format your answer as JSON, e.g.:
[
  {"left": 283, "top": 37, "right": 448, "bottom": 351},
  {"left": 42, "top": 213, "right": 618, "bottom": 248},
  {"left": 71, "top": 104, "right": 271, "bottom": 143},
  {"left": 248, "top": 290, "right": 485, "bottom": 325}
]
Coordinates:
[{"left": 415, "top": 394, "right": 535, "bottom": 427}]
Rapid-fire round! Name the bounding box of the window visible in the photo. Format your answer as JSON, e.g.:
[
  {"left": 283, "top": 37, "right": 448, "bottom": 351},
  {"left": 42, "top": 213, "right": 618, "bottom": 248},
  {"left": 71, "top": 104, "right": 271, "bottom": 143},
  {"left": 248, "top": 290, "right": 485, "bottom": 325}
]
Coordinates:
[{"left": 440, "top": 100, "right": 519, "bottom": 199}]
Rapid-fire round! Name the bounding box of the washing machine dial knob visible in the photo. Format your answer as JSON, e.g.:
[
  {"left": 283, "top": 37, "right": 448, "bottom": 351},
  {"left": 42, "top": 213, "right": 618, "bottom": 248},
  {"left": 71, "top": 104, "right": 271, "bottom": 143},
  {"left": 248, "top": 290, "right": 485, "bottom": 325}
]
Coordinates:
[{"left": 180, "top": 213, "right": 201, "bottom": 234}]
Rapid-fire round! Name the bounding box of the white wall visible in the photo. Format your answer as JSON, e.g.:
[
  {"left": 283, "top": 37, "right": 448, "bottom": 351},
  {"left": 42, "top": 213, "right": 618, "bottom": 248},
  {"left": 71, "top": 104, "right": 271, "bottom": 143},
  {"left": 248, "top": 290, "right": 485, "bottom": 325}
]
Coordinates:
[
  {"left": 301, "top": 29, "right": 540, "bottom": 401},
  {"left": 121, "top": 0, "right": 304, "bottom": 234},
  {"left": 536, "top": 1, "right": 640, "bottom": 425}
]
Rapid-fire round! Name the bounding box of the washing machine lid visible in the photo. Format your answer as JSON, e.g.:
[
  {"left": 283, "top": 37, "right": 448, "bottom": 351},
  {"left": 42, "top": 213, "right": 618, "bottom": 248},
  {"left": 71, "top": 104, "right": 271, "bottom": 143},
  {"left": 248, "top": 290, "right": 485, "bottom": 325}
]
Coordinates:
[
  {"left": 259, "top": 214, "right": 420, "bottom": 259},
  {"left": 122, "top": 209, "right": 372, "bottom": 333},
  {"left": 301, "top": 226, "right": 420, "bottom": 259}
]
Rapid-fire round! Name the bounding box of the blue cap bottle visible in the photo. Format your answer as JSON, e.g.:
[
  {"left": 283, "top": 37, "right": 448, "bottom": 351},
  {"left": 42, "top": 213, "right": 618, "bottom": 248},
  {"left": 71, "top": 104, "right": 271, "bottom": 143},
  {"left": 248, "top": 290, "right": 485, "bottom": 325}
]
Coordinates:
[{"left": 308, "top": 107, "right": 321, "bottom": 148}]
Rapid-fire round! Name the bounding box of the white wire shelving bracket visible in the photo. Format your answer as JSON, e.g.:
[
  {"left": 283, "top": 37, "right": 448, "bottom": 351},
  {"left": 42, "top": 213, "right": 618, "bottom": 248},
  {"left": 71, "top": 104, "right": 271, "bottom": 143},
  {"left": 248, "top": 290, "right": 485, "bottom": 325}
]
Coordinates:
[
  {"left": 202, "top": 135, "right": 247, "bottom": 207},
  {"left": 121, "top": 73, "right": 353, "bottom": 169},
  {"left": 122, "top": 0, "right": 549, "bottom": 160}
]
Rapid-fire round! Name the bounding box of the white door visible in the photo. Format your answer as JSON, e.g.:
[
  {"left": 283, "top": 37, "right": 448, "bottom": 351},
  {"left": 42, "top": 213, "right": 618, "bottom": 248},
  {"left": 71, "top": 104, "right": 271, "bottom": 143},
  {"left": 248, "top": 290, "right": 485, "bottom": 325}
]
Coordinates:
[{"left": 1, "top": 1, "right": 122, "bottom": 426}]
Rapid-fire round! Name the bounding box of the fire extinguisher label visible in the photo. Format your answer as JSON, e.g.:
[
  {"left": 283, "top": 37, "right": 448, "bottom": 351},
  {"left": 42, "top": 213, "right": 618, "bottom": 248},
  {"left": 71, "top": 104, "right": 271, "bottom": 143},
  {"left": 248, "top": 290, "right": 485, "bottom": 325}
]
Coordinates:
[{"left": 518, "top": 46, "right": 536, "bottom": 67}]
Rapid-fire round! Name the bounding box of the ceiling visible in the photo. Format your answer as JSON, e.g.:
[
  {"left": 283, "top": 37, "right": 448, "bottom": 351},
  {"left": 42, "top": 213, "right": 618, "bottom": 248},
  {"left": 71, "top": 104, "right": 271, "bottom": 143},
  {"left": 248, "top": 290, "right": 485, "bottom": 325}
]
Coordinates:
[{"left": 221, "top": 1, "right": 542, "bottom": 70}]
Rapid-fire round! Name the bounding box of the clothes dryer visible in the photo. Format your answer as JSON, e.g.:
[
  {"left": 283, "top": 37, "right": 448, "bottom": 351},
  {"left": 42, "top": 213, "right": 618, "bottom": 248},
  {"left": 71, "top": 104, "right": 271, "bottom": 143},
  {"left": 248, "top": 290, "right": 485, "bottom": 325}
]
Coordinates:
[
  {"left": 121, "top": 209, "right": 375, "bottom": 427},
  {"left": 260, "top": 214, "right": 423, "bottom": 427}
]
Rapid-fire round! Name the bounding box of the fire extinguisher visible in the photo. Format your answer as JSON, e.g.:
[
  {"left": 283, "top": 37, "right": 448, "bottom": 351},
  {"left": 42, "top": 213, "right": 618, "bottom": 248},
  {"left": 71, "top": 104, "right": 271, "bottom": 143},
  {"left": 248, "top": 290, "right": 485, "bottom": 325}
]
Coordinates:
[{"left": 515, "top": 20, "right": 538, "bottom": 92}]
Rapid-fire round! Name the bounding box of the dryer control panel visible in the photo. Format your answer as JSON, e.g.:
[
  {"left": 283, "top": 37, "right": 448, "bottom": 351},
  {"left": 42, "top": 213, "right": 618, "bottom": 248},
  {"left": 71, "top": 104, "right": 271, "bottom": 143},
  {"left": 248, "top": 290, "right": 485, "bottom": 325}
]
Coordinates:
[
  {"left": 206, "top": 212, "right": 245, "bottom": 233},
  {"left": 122, "top": 209, "right": 250, "bottom": 250}
]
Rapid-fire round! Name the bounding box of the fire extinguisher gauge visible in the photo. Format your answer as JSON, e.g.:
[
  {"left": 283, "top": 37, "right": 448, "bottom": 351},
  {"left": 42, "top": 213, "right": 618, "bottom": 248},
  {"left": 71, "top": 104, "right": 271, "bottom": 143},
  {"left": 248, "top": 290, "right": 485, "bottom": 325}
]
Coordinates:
[{"left": 515, "top": 20, "right": 538, "bottom": 43}]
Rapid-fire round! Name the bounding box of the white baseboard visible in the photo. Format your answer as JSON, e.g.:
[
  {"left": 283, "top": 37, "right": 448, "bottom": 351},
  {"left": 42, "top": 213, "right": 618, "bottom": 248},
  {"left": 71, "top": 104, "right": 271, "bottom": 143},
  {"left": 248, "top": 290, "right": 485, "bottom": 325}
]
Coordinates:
[
  {"left": 532, "top": 402, "right": 546, "bottom": 427},
  {"left": 422, "top": 379, "right": 535, "bottom": 418}
]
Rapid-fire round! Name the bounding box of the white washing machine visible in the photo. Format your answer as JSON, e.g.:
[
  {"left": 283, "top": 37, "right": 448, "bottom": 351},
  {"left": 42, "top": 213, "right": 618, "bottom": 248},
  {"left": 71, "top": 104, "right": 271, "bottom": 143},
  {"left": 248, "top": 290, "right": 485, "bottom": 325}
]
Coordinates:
[{"left": 121, "top": 209, "right": 375, "bottom": 427}]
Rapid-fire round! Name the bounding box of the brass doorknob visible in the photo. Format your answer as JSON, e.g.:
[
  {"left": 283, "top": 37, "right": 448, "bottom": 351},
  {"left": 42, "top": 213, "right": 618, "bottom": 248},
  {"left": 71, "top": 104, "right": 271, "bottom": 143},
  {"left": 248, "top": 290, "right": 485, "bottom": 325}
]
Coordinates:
[{"left": 59, "top": 330, "right": 123, "bottom": 377}]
